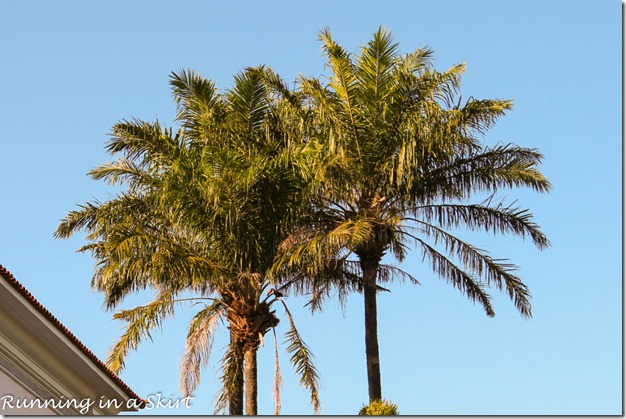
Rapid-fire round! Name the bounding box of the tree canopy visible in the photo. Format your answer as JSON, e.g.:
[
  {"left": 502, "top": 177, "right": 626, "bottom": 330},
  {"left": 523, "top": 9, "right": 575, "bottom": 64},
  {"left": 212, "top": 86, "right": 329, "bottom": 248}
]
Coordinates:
[
  {"left": 56, "top": 27, "right": 550, "bottom": 413},
  {"left": 275, "top": 27, "right": 550, "bottom": 402},
  {"left": 56, "top": 66, "right": 321, "bottom": 415}
]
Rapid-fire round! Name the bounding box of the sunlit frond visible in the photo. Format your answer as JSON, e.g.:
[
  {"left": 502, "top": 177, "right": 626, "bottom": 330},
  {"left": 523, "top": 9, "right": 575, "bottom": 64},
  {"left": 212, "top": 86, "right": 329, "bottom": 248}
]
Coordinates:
[
  {"left": 88, "top": 159, "right": 159, "bottom": 190},
  {"left": 356, "top": 26, "right": 399, "bottom": 115},
  {"left": 170, "top": 69, "right": 220, "bottom": 121},
  {"left": 105, "top": 119, "right": 183, "bottom": 167},
  {"left": 227, "top": 66, "right": 270, "bottom": 138}
]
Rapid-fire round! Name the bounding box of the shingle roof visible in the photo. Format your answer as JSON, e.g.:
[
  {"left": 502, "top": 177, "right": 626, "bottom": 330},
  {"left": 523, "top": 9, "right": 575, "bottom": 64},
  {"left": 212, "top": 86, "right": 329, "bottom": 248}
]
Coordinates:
[{"left": 0, "top": 264, "right": 145, "bottom": 407}]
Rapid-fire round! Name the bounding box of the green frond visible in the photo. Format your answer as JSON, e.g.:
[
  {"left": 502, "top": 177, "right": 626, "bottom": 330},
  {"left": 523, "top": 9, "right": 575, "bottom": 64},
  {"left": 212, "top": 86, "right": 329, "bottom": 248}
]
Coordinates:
[
  {"left": 170, "top": 69, "right": 220, "bottom": 121},
  {"left": 411, "top": 201, "right": 550, "bottom": 249},
  {"left": 280, "top": 301, "right": 321, "bottom": 414},
  {"left": 410, "top": 143, "right": 551, "bottom": 201},
  {"left": 88, "top": 159, "right": 159, "bottom": 190},
  {"left": 402, "top": 224, "right": 532, "bottom": 317},
  {"left": 54, "top": 200, "right": 104, "bottom": 239},
  {"left": 227, "top": 66, "right": 270, "bottom": 138},
  {"left": 169, "top": 69, "right": 226, "bottom": 144},
  {"left": 455, "top": 97, "right": 513, "bottom": 135},
  {"left": 414, "top": 238, "right": 496, "bottom": 317},
  {"left": 91, "top": 259, "right": 152, "bottom": 309},
  {"left": 55, "top": 193, "right": 154, "bottom": 242},
  {"left": 87, "top": 223, "right": 224, "bottom": 306},
  {"left": 398, "top": 47, "right": 434, "bottom": 75},
  {"left": 428, "top": 62, "right": 466, "bottom": 107},
  {"left": 106, "top": 119, "right": 182, "bottom": 167},
  {"left": 318, "top": 28, "right": 362, "bottom": 152},
  {"left": 356, "top": 26, "right": 399, "bottom": 113},
  {"left": 272, "top": 255, "right": 362, "bottom": 313},
  {"left": 262, "top": 67, "right": 300, "bottom": 107},
  {"left": 107, "top": 290, "right": 177, "bottom": 373},
  {"left": 277, "top": 217, "right": 377, "bottom": 279}
]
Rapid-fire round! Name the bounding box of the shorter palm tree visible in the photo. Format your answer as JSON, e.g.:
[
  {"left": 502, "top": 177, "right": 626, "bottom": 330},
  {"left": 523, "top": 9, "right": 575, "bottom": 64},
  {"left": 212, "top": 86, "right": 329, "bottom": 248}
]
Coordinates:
[{"left": 55, "top": 65, "right": 321, "bottom": 414}]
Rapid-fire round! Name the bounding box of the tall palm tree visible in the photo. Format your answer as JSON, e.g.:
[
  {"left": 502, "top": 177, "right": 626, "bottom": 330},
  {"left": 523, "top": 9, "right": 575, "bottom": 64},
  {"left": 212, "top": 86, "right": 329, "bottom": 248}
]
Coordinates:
[
  {"left": 55, "top": 66, "right": 320, "bottom": 415},
  {"left": 275, "top": 27, "right": 551, "bottom": 403}
]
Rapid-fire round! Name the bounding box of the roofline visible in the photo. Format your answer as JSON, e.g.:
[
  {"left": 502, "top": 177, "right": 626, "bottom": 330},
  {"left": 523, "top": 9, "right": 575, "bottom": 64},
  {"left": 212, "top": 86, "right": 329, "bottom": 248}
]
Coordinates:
[{"left": 0, "top": 264, "right": 145, "bottom": 407}]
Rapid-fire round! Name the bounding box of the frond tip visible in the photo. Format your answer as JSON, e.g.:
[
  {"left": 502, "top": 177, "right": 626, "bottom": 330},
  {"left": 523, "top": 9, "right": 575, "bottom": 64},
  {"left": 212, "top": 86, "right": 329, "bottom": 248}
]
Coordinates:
[{"left": 106, "top": 294, "right": 177, "bottom": 373}]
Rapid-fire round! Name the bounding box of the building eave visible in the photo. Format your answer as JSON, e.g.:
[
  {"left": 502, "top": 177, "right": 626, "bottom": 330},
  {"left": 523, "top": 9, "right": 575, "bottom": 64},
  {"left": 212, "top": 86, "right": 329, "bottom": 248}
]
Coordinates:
[{"left": 0, "top": 264, "right": 145, "bottom": 414}]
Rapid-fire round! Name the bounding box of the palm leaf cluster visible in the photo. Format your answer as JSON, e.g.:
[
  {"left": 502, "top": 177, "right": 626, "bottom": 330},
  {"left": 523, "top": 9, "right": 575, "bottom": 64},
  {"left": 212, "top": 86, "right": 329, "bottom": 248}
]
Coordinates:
[
  {"left": 56, "top": 27, "right": 550, "bottom": 414},
  {"left": 56, "top": 66, "right": 320, "bottom": 415},
  {"left": 274, "top": 27, "right": 550, "bottom": 402}
]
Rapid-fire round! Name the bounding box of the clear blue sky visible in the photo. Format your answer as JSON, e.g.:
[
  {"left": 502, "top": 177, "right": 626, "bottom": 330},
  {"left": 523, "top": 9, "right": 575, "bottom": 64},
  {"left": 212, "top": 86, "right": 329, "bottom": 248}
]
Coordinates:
[{"left": 0, "top": 0, "right": 621, "bottom": 415}]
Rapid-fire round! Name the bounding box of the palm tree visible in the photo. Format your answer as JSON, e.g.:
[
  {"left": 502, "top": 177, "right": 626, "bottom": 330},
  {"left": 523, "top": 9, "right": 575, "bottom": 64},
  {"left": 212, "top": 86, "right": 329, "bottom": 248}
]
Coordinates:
[
  {"left": 55, "top": 66, "right": 320, "bottom": 415},
  {"left": 168, "top": 66, "right": 320, "bottom": 414},
  {"left": 275, "top": 27, "right": 551, "bottom": 403}
]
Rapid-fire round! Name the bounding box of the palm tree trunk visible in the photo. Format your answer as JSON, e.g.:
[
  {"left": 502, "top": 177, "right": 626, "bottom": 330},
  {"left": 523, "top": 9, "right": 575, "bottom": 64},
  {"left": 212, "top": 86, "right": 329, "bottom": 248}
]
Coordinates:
[
  {"left": 244, "top": 348, "right": 258, "bottom": 415},
  {"left": 361, "top": 257, "right": 382, "bottom": 402},
  {"left": 229, "top": 331, "right": 244, "bottom": 415}
]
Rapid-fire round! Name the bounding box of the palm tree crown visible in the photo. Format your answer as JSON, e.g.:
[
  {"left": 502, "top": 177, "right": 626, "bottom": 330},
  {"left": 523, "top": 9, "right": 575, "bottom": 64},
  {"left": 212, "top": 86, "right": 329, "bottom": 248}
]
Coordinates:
[
  {"left": 276, "top": 27, "right": 551, "bottom": 403},
  {"left": 55, "top": 66, "right": 321, "bottom": 415}
]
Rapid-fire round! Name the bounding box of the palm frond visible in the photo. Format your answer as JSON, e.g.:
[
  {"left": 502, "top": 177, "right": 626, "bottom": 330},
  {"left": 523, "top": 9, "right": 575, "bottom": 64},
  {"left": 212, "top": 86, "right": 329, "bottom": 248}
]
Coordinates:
[
  {"left": 54, "top": 200, "right": 103, "bottom": 239},
  {"left": 401, "top": 224, "right": 531, "bottom": 317},
  {"left": 356, "top": 26, "right": 399, "bottom": 115},
  {"left": 416, "top": 143, "right": 551, "bottom": 200},
  {"left": 424, "top": 62, "right": 466, "bottom": 108},
  {"left": 319, "top": 27, "right": 358, "bottom": 105},
  {"left": 377, "top": 264, "right": 420, "bottom": 286},
  {"left": 105, "top": 119, "right": 182, "bottom": 167},
  {"left": 88, "top": 159, "right": 159, "bottom": 190},
  {"left": 277, "top": 217, "right": 373, "bottom": 277},
  {"left": 280, "top": 301, "right": 321, "bottom": 414},
  {"left": 170, "top": 69, "right": 220, "bottom": 121},
  {"left": 397, "top": 46, "right": 434, "bottom": 75},
  {"left": 410, "top": 201, "right": 550, "bottom": 249},
  {"left": 318, "top": 27, "right": 363, "bottom": 158},
  {"left": 227, "top": 66, "right": 270, "bottom": 138},
  {"left": 273, "top": 256, "right": 362, "bottom": 313},
  {"left": 272, "top": 327, "right": 283, "bottom": 415},
  {"left": 180, "top": 301, "right": 224, "bottom": 397},
  {"left": 455, "top": 97, "right": 513, "bottom": 136},
  {"left": 214, "top": 341, "right": 244, "bottom": 415},
  {"left": 413, "top": 238, "right": 496, "bottom": 317},
  {"left": 106, "top": 289, "right": 177, "bottom": 373}
]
